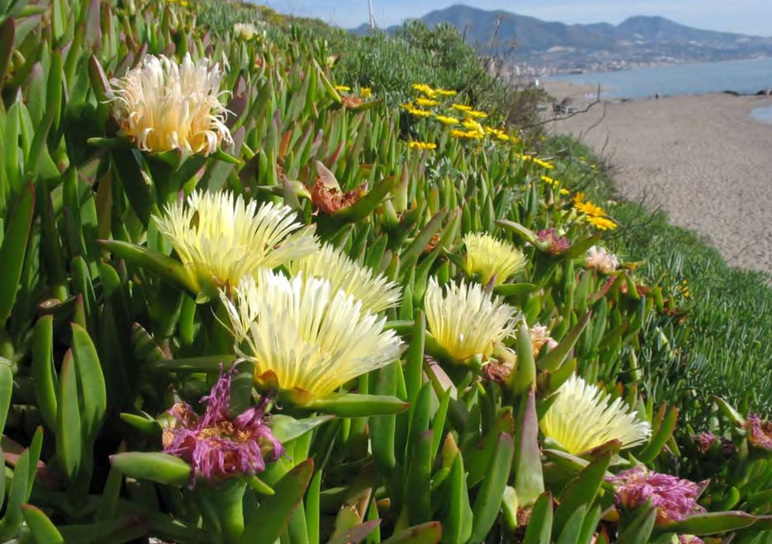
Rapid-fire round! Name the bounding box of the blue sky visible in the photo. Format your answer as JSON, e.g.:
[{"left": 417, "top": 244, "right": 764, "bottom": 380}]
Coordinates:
[{"left": 262, "top": 0, "right": 772, "bottom": 36}]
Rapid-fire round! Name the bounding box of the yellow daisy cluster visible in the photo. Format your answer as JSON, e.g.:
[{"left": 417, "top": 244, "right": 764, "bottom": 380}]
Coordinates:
[
  {"left": 409, "top": 141, "right": 437, "bottom": 151},
  {"left": 412, "top": 83, "right": 457, "bottom": 98},
  {"left": 573, "top": 193, "right": 618, "bottom": 231}
]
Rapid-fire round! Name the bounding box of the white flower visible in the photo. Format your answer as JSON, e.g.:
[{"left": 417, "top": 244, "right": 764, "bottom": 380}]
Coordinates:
[
  {"left": 288, "top": 244, "right": 401, "bottom": 314},
  {"left": 424, "top": 278, "right": 518, "bottom": 362},
  {"left": 154, "top": 190, "right": 317, "bottom": 292},
  {"left": 110, "top": 53, "right": 232, "bottom": 155},
  {"left": 585, "top": 246, "right": 619, "bottom": 273},
  {"left": 530, "top": 324, "right": 558, "bottom": 357},
  {"left": 540, "top": 374, "right": 651, "bottom": 455},
  {"left": 221, "top": 270, "right": 402, "bottom": 402},
  {"left": 234, "top": 23, "right": 262, "bottom": 40}
]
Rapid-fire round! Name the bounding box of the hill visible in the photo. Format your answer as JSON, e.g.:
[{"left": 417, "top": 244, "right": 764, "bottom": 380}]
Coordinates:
[{"left": 353, "top": 4, "right": 772, "bottom": 71}]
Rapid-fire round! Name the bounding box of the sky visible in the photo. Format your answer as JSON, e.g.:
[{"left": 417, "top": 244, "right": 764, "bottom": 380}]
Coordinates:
[{"left": 262, "top": 0, "right": 772, "bottom": 37}]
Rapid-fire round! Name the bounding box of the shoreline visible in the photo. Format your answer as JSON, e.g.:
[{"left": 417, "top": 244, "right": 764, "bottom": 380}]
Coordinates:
[{"left": 542, "top": 80, "right": 772, "bottom": 275}]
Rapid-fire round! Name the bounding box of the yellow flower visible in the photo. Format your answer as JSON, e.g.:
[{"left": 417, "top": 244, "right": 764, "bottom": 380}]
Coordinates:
[
  {"left": 587, "top": 215, "right": 618, "bottom": 231},
  {"left": 154, "top": 190, "right": 318, "bottom": 294},
  {"left": 462, "top": 118, "right": 484, "bottom": 132},
  {"left": 540, "top": 374, "right": 651, "bottom": 455},
  {"left": 434, "top": 114, "right": 460, "bottom": 125},
  {"left": 485, "top": 126, "right": 511, "bottom": 141},
  {"left": 541, "top": 175, "right": 557, "bottom": 185},
  {"left": 450, "top": 129, "right": 483, "bottom": 140},
  {"left": 425, "top": 278, "right": 518, "bottom": 362},
  {"left": 221, "top": 270, "right": 401, "bottom": 403},
  {"left": 409, "top": 141, "right": 437, "bottom": 150},
  {"left": 288, "top": 244, "right": 401, "bottom": 314},
  {"left": 573, "top": 192, "right": 608, "bottom": 217},
  {"left": 401, "top": 102, "right": 433, "bottom": 118},
  {"left": 361, "top": 87, "right": 372, "bottom": 98},
  {"left": 412, "top": 83, "right": 437, "bottom": 97},
  {"left": 416, "top": 97, "right": 441, "bottom": 107},
  {"left": 464, "top": 232, "right": 526, "bottom": 286},
  {"left": 466, "top": 109, "right": 488, "bottom": 119},
  {"left": 435, "top": 88, "right": 458, "bottom": 96},
  {"left": 110, "top": 53, "right": 232, "bottom": 156},
  {"left": 452, "top": 104, "right": 473, "bottom": 112},
  {"left": 335, "top": 85, "right": 351, "bottom": 93},
  {"left": 533, "top": 157, "right": 554, "bottom": 169}
]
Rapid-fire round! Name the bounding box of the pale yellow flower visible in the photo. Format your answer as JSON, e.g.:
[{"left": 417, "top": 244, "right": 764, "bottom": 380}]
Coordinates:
[
  {"left": 221, "top": 270, "right": 401, "bottom": 402},
  {"left": 425, "top": 278, "right": 518, "bottom": 362},
  {"left": 540, "top": 374, "right": 651, "bottom": 455},
  {"left": 233, "top": 23, "right": 260, "bottom": 40},
  {"left": 110, "top": 53, "right": 232, "bottom": 156},
  {"left": 585, "top": 246, "right": 619, "bottom": 273},
  {"left": 409, "top": 141, "right": 437, "bottom": 150},
  {"left": 288, "top": 244, "right": 401, "bottom": 314},
  {"left": 155, "top": 190, "right": 317, "bottom": 293},
  {"left": 464, "top": 232, "right": 526, "bottom": 286}
]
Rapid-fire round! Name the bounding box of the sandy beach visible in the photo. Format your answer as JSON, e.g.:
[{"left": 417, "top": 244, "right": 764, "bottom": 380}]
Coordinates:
[{"left": 542, "top": 80, "right": 772, "bottom": 275}]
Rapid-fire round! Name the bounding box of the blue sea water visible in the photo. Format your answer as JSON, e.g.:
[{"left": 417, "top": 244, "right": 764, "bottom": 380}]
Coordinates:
[{"left": 546, "top": 56, "right": 772, "bottom": 99}]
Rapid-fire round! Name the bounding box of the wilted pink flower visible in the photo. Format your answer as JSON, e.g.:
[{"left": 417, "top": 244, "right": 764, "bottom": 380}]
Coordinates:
[
  {"left": 694, "top": 432, "right": 717, "bottom": 453},
  {"left": 585, "top": 246, "right": 619, "bottom": 274},
  {"left": 163, "top": 365, "right": 284, "bottom": 485},
  {"left": 609, "top": 467, "right": 706, "bottom": 524},
  {"left": 537, "top": 228, "right": 570, "bottom": 255},
  {"left": 678, "top": 536, "right": 704, "bottom": 544},
  {"left": 744, "top": 414, "right": 772, "bottom": 451}
]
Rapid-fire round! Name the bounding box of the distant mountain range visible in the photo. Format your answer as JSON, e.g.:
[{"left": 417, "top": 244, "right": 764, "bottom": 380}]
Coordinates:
[{"left": 351, "top": 4, "right": 772, "bottom": 71}]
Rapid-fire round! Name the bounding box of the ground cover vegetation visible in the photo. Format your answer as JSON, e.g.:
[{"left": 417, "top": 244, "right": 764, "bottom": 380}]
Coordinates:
[{"left": 1, "top": 0, "right": 772, "bottom": 542}]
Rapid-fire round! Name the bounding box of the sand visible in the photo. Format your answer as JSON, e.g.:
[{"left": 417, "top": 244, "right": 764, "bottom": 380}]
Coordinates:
[{"left": 541, "top": 80, "right": 772, "bottom": 275}]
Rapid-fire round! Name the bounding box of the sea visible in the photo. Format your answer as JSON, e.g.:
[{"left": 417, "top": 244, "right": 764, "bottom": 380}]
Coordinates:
[{"left": 545, "top": 56, "right": 772, "bottom": 122}]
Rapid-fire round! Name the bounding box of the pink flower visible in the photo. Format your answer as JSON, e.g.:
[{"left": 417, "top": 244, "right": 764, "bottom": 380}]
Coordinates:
[
  {"left": 162, "top": 365, "right": 284, "bottom": 485},
  {"left": 608, "top": 467, "right": 706, "bottom": 524},
  {"left": 694, "top": 432, "right": 717, "bottom": 453},
  {"left": 536, "top": 228, "right": 570, "bottom": 255},
  {"left": 678, "top": 536, "right": 704, "bottom": 544}
]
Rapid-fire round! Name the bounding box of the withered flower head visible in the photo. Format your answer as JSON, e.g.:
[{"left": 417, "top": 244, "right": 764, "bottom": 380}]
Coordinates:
[
  {"left": 163, "top": 365, "right": 284, "bottom": 485},
  {"left": 536, "top": 228, "right": 570, "bottom": 255},
  {"left": 310, "top": 178, "right": 367, "bottom": 214},
  {"left": 744, "top": 414, "right": 772, "bottom": 450}
]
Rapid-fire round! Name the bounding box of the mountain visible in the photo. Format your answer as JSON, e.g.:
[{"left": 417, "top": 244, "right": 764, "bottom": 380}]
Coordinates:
[{"left": 354, "top": 5, "right": 772, "bottom": 71}]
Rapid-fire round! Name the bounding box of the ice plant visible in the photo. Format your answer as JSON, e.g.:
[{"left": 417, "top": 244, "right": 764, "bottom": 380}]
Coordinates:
[
  {"left": 587, "top": 215, "right": 618, "bottom": 231},
  {"left": 573, "top": 192, "right": 608, "bottom": 217},
  {"left": 288, "top": 244, "right": 402, "bottom": 314},
  {"left": 162, "top": 365, "right": 284, "bottom": 485},
  {"left": 110, "top": 53, "right": 232, "bottom": 156},
  {"left": 221, "top": 270, "right": 401, "bottom": 403},
  {"left": 540, "top": 374, "right": 651, "bottom": 455},
  {"left": 424, "top": 278, "right": 518, "bottom": 363},
  {"left": 608, "top": 467, "right": 706, "bottom": 524},
  {"left": 464, "top": 232, "right": 526, "bottom": 286},
  {"left": 154, "top": 190, "right": 317, "bottom": 294},
  {"left": 585, "top": 246, "right": 619, "bottom": 274}
]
